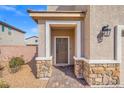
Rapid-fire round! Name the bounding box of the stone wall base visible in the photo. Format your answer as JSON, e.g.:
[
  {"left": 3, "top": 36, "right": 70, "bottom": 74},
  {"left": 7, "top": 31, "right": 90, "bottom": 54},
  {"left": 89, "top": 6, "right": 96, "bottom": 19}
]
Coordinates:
[
  {"left": 74, "top": 58, "right": 120, "bottom": 85},
  {"left": 74, "top": 59, "right": 83, "bottom": 78},
  {"left": 36, "top": 57, "right": 52, "bottom": 79},
  {"left": 88, "top": 63, "right": 120, "bottom": 85}
]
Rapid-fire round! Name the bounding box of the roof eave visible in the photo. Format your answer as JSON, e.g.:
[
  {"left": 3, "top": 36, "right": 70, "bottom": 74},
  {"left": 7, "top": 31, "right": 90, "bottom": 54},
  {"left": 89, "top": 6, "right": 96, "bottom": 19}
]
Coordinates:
[
  {"left": 0, "top": 21, "right": 26, "bottom": 34},
  {"left": 27, "top": 10, "right": 86, "bottom": 23},
  {"left": 27, "top": 9, "right": 85, "bottom": 13}
]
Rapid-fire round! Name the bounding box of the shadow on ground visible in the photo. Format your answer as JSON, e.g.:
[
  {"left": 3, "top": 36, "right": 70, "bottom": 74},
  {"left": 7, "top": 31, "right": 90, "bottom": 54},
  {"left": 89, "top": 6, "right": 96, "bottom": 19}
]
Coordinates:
[
  {"left": 27, "top": 46, "right": 38, "bottom": 78},
  {"left": 46, "top": 65, "right": 89, "bottom": 88}
]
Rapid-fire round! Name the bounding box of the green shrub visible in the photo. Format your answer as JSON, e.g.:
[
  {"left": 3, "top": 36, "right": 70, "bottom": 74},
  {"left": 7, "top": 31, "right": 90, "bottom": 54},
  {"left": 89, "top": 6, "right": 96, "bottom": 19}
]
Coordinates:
[
  {"left": 9, "top": 57, "right": 25, "bottom": 68},
  {"left": 0, "top": 80, "right": 9, "bottom": 88},
  {"left": 15, "top": 57, "right": 25, "bottom": 65}
]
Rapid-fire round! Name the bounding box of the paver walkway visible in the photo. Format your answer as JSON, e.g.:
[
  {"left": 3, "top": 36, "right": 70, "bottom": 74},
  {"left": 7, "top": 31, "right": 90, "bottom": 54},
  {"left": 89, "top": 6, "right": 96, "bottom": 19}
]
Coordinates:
[{"left": 46, "top": 65, "right": 89, "bottom": 88}]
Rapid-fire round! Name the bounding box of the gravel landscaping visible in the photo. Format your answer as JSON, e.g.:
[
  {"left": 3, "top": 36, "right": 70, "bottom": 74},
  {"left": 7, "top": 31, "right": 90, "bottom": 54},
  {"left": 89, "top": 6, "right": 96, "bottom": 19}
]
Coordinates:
[{"left": 0, "top": 61, "right": 48, "bottom": 88}]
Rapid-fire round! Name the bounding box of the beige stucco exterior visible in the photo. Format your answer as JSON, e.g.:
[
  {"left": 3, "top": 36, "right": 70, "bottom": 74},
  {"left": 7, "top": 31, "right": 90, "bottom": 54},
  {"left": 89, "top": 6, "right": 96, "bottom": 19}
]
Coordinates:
[
  {"left": 0, "top": 24, "right": 25, "bottom": 46},
  {"left": 28, "top": 5, "right": 124, "bottom": 62},
  {"left": 47, "top": 5, "right": 76, "bottom": 11},
  {"left": 47, "top": 5, "right": 124, "bottom": 61},
  {"left": 47, "top": 5, "right": 87, "bottom": 12},
  {"left": 37, "top": 20, "right": 46, "bottom": 57},
  {"left": 83, "top": 6, "right": 91, "bottom": 59},
  {"left": 28, "top": 5, "right": 124, "bottom": 85},
  {"left": 89, "top": 6, "right": 124, "bottom": 60}
]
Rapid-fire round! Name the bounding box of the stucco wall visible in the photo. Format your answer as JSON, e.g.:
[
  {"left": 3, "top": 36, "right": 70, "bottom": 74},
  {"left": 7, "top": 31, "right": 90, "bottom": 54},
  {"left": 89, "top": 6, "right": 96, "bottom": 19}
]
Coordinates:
[
  {"left": 38, "top": 20, "right": 46, "bottom": 57},
  {"left": 90, "top": 5, "right": 124, "bottom": 60},
  {"left": 47, "top": 5, "right": 87, "bottom": 12},
  {"left": 83, "top": 6, "right": 90, "bottom": 59},
  {"left": 0, "top": 24, "right": 25, "bottom": 46},
  {"left": 47, "top": 5, "right": 59, "bottom": 11},
  {"left": 44, "top": 5, "right": 124, "bottom": 61},
  {"left": 51, "top": 28, "right": 75, "bottom": 64},
  {"left": 47, "top": 5, "right": 75, "bottom": 11},
  {"left": 121, "top": 34, "right": 124, "bottom": 84},
  {"left": 75, "top": 6, "right": 87, "bottom": 11},
  {"left": 0, "top": 46, "right": 37, "bottom": 63}
]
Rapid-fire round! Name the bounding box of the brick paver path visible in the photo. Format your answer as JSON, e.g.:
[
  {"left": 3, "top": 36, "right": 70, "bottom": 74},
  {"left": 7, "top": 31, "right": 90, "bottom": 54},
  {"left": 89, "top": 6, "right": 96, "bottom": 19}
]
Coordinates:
[{"left": 46, "top": 66, "right": 89, "bottom": 88}]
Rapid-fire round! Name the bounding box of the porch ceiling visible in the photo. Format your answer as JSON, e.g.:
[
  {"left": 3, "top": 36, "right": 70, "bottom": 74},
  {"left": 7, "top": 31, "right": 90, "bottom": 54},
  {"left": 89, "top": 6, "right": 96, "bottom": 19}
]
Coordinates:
[
  {"left": 50, "top": 24, "right": 76, "bottom": 30},
  {"left": 27, "top": 10, "right": 85, "bottom": 23},
  {"left": 50, "top": 24, "right": 76, "bottom": 28}
]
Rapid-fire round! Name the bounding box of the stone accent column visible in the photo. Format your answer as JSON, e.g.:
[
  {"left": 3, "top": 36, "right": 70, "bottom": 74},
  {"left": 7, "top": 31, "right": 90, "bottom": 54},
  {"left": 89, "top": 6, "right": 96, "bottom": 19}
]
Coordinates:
[
  {"left": 74, "top": 57, "right": 89, "bottom": 79},
  {"left": 36, "top": 20, "right": 53, "bottom": 79},
  {"left": 74, "top": 57, "right": 83, "bottom": 78},
  {"left": 36, "top": 57, "right": 52, "bottom": 79}
]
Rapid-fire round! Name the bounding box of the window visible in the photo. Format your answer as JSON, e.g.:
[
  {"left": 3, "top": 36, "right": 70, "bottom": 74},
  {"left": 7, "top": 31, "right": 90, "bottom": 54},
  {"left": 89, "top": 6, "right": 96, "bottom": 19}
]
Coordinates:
[
  {"left": 35, "top": 40, "right": 38, "bottom": 43},
  {"left": 2, "top": 25, "right": 4, "bottom": 32}
]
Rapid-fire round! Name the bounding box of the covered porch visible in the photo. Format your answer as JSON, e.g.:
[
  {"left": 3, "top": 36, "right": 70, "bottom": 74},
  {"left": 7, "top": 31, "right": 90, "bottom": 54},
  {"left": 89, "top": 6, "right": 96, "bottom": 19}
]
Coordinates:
[{"left": 28, "top": 9, "right": 85, "bottom": 79}]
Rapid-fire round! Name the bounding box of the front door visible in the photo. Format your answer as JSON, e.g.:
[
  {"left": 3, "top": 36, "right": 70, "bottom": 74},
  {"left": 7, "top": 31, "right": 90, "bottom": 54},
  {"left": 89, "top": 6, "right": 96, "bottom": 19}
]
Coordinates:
[{"left": 54, "top": 36, "right": 70, "bottom": 66}]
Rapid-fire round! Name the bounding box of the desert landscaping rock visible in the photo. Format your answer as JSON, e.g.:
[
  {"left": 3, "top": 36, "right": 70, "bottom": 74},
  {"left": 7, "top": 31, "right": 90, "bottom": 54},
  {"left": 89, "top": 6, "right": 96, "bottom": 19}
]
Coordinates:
[{"left": 0, "top": 62, "right": 48, "bottom": 88}]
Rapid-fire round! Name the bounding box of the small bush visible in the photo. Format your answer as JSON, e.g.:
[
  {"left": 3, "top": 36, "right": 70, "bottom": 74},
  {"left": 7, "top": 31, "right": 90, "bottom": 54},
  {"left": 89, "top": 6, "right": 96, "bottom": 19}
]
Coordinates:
[
  {"left": 15, "top": 57, "right": 25, "bottom": 65},
  {"left": 0, "top": 80, "right": 9, "bottom": 88},
  {"left": 9, "top": 57, "right": 25, "bottom": 68}
]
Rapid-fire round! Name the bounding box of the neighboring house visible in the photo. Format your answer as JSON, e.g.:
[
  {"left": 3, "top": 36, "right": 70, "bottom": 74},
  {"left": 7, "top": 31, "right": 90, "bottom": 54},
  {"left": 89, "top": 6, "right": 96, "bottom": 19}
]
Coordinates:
[
  {"left": 0, "top": 21, "right": 25, "bottom": 46},
  {"left": 25, "top": 36, "right": 38, "bottom": 46},
  {"left": 28, "top": 5, "right": 124, "bottom": 86}
]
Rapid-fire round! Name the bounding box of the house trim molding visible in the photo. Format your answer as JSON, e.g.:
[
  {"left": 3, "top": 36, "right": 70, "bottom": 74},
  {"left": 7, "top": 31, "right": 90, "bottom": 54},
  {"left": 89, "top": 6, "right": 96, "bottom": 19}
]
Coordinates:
[
  {"left": 35, "top": 56, "right": 52, "bottom": 61},
  {"left": 46, "top": 20, "right": 81, "bottom": 58},
  {"left": 73, "top": 56, "right": 120, "bottom": 64},
  {"left": 115, "top": 25, "right": 124, "bottom": 63},
  {"left": 115, "top": 25, "right": 124, "bottom": 85}
]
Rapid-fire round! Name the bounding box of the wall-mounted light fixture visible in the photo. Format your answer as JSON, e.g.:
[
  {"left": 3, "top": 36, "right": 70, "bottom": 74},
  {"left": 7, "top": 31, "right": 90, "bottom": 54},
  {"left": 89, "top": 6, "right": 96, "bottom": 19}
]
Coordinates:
[{"left": 102, "top": 25, "right": 111, "bottom": 37}]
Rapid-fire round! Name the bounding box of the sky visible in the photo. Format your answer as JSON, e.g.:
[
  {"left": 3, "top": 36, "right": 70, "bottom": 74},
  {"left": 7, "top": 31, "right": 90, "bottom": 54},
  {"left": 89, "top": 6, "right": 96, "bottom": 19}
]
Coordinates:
[{"left": 0, "top": 5, "right": 47, "bottom": 38}]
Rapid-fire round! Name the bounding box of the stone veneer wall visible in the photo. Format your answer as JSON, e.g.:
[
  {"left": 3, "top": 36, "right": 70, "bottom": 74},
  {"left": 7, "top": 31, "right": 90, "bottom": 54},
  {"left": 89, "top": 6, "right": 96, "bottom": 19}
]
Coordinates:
[
  {"left": 74, "top": 60, "right": 83, "bottom": 78},
  {"left": 36, "top": 60, "right": 52, "bottom": 78},
  {"left": 82, "top": 61, "right": 90, "bottom": 83},
  {"left": 74, "top": 59, "right": 120, "bottom": 85},
  {"left": 90, "top": 63, "right": 119, "bottom": 85}
]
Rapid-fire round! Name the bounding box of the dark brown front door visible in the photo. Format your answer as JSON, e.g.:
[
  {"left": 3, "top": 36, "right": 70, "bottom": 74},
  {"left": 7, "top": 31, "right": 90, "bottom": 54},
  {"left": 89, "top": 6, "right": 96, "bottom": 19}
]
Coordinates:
[{"left": 56, "top": 37, "right": 68, "bottom": 65}]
